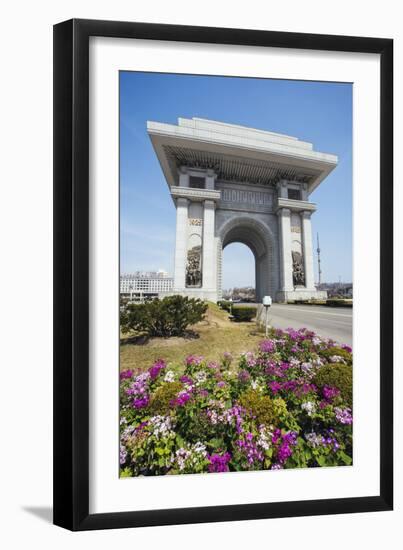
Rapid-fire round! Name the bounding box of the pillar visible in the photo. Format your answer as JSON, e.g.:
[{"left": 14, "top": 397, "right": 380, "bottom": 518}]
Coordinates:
[
  {"left": 178, "top": 167, "right": 189, "bottom": 187},
  {"left": 277, "top": 207, "right": 293, "bottom": 291},
  {"left": 301, "top": 211, "right": 315, "bottom": 290},
  {"left": 202, "top": 200, "right": 216, "bottom": 290},
  {"left": 173, "top": 197, "right": 188, "bottom": 290},
  {"left": 205, "top": 169, "right": 216, "bottom": 190}
]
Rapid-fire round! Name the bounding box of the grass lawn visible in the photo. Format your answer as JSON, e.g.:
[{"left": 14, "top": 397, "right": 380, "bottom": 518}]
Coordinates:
[{"left": 120, "top": 302, "right": 265, "bottom": 372}]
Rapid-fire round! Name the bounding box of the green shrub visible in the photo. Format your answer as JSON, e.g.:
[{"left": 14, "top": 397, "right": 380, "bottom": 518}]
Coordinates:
[
  {"left": 120, "top": 295, "right": 207, "bottom": 337},
  {"left": 313, "top": 363, "right": 353, "bottom": 406},
  {"left": 219, "top": 300, "right": 232, "bottom": 312},
  {"left": 238, "top": 389, "right": 278, "bottom": 425},
  {"left": 148, "top": 382, "right": 183, "bottom": 414},
  {"left": 326, "top": 299, "right": 353, "bottom": 307},
  {"left": 231, "top": 306, "right": 256, "bottom": 322},
  {"left": 320, "top": 346, "right": 352, "bottom": 365}
]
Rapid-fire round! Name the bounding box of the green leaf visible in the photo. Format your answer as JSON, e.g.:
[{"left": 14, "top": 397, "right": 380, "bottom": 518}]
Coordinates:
[
  {"left": 316, "top": 455, "right": 326, "bottom": 467},
  {"left": 338, "top": 451, "right": 352, "bottom": 465}
]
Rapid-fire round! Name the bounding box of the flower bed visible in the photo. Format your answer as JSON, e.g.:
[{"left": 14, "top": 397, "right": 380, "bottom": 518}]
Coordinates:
[{"left": 120, "top": 328, "right": 353, "bottom": 476}]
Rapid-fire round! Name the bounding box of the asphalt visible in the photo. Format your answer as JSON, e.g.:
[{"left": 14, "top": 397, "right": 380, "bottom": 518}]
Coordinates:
[{"left": 263, "top": 304, "right": 353, "bottom": 346}]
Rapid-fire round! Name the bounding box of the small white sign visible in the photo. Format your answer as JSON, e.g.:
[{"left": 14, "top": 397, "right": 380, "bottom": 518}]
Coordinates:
[{"left": 263, "top": 295, "right": 272, "bottom": 306}]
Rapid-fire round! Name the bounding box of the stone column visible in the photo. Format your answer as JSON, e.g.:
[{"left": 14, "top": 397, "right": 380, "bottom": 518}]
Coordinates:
[
  {"left": 173, "top": 197, "right": 188, "bottom": 290},
  {"left": 205, "top": 169, "right": 216, "bottom": 190},
  {"left": 202, "top": 200, "right": 216, "bottom": 290},
  {"left": 277, "top": 179, "right": 288, "bottom": 198},
  {"left": 301, "top": 211, "right": 315, "bottom": 290},
  {"left": 178, "top": 167, "right": 189, "bottom": 187},
  {"left": 277, "top": 207, "right": 293, "bottom": 291}
]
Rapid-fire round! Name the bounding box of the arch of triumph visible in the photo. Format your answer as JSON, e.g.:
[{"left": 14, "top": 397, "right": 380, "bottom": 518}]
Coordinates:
[{"left": 147, "top": 117, "right": 337, "bottom": 303}]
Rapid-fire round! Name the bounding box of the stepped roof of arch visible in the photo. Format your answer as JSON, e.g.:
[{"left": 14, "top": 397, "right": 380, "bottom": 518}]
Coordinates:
[{"left": 147, "top": 117, "right": 338, "bottom": 195}]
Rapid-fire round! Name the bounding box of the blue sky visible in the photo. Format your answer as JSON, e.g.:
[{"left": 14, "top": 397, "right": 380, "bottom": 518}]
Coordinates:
[{"left": 120, "top": 72, "right": 352, "bottom": 288}]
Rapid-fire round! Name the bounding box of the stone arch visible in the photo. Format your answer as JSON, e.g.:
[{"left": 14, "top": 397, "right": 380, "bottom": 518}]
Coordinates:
[{"left": 217, "top": 216, "right": 277, "bottom": 302}]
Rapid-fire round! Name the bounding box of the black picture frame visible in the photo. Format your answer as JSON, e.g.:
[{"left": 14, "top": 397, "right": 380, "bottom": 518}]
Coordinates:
[{"left": 53, "top": 18, "right": 393, "bottom": 531}]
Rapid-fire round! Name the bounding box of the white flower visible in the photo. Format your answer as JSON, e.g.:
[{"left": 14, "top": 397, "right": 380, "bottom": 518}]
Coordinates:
[
  {"left": 251, "top": 379, "right": 264, "bottom": 392},
  {"left": 301, "top": 401, "right": 316, "bottom": 416},
  {"left": 257, "top": 425, "right": 272, "bottom": 450},
  {"left": 329, "top": 355, "right": 345, "bottom": 364},
  {"left": 289, "top": 357, "right": 300, "bottom": 367},
  {"left": 164, "top": 370, "right": 176, "bottom": 382},
  {"left": 149, "top": 415, "right": 174, "bottom": 438},
  {"left": 193, "top": 441, "right": 207, "bottom": 456},
  {"left": 301, "top": 362, "right": 313, "bottom": 374},
  {"left": 305, "top": 431, "right": 323, "bottom": 447},
  {"left": 194, "top": 370, "right": 207, "bottom": 385}
]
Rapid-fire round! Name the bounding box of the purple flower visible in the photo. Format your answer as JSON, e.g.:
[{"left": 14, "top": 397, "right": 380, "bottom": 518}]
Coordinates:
[
  {"left": 277, "top": 442, "right": 293, "bottom": 462},
  {"left": 207, "top": 452, "right": 231, "bottom": 473},
  {"left": 272, "top": 428, "right": 282, "bottom": 445},
  {"left": 185, "top": 354, "right": 204, "bottom": 366},
  {"left": 148, "top": 359, "right": 166, "bottom": 380},
  {"left": 300, "top": 382, "right": 317, "bottom": 395},
  {"left": 126, "top": 372, "right": 150, "bottom": 398},
  {"left": 120, "top": 369, "right": 133, "bottom": 380},
  {"left": 342, "top": 344, "right": 352, "bottom": 353},
  {"left": 259, "top": 339, "right": 276, "bottom": 353},
  {"left": 236, "top": 433, "right": 264, "bottom": 465},
  {"left": 171, "top": 391, "right": 191, "bottom": 407},
  {"left": 287, "top": 329, "right": 300, "bottom": 341},
  {"left": 334, "top": 407, "right": 353, "bottom": 425},
  {"left": 268, "top": 381, "right": 282, "bottom": 394},
  {"left": 238, "top": 370, "right": 251, "bottom": 383},
  {"left": 283, "top": 431, "right": 298, "bottom": 446},
  {"left": 282, "top": 380, "right": 298, "bottom": 392},
  {"left": 133, "top": 395, "right": 149, "bottom": 409},
  {"left": 322, "top": 385, "right": 340, "bottom": 401},
  {"left": 272, "top": 430, "right": 298, "bottom": 464},
  {"left": 179, "top": 375, "right": 193, "bottom": 385},
  {"left": 216, "top": 381, "right": 226, "bottom": 389}
]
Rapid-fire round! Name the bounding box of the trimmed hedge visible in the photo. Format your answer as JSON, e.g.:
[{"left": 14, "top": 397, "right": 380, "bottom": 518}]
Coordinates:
[
  {"left": 313, "top": 363, "right": 353, "bottom": 407},
  {"left": 326, "top": 299, "right": 353, "bottom": 307},
  {"left": 148, "top": 382, "right": 183, "bottom": 414},
  {"left": 231, "top": 305, "right": 256, "bottom": 322},
  {"left": 218, "top": 300, "right": 232, "bottom": 312},
  {"left": 239, "top": 389, "right": 278, "bottom": 425}
]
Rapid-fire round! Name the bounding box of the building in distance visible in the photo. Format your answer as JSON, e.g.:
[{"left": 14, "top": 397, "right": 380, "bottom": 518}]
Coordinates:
[{"left": 120, "top": 270, "right": 173, "bottom": 300}]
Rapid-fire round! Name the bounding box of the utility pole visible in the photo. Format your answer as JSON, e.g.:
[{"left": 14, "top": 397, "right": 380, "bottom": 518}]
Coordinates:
[{"left": 316, "top": 233, "right": 322, "bottom": 286}]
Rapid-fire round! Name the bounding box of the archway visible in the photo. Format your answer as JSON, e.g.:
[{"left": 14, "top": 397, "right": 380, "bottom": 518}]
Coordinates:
[
  {"left": 222, "top": 243, "right": 256, "bottom": 301},
  {"left": 217, "top": 216, "right": 276, "bottom": 303}
]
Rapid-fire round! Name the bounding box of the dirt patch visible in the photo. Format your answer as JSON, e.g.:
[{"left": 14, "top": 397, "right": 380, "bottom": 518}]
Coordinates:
[{"left": 146, "top": 336, "right": 190, "bottom": 348}]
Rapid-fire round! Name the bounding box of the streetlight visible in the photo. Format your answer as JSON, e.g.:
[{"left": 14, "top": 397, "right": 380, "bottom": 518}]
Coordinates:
[{"left": 262, "top": 295, "right": 272, "bottom": 337}]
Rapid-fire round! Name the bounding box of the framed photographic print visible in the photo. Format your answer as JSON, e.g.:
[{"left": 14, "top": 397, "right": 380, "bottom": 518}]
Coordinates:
[{"left": 53, "top": 19, "right": 393, "bottom": 530}]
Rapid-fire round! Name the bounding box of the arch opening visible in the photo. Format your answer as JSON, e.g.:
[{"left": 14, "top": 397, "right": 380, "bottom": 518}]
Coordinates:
[
  {"left": 222, "top": 243, "right": 256, "bottom": 302},
  {"left": 217, "top": 217, "right": 276, "bottom": 303}
]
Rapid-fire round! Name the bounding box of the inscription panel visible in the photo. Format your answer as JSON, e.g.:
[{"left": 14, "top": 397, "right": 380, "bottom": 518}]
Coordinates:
[
  {"left": 221, "top": 188, "right": 273, "bottom": 206},
  {"left": 217, "top": 184, "right": 274, "bottom": 213}
]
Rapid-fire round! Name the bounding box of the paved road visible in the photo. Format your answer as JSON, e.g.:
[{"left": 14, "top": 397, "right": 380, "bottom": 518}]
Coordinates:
[{"left": 263, "top": 304, "right": 352, "bottom": 346}]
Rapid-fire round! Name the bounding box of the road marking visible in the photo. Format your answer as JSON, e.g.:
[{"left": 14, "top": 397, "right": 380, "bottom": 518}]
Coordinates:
[{"left": 271, "top": 306, "right": 352, "bottom": 318}]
